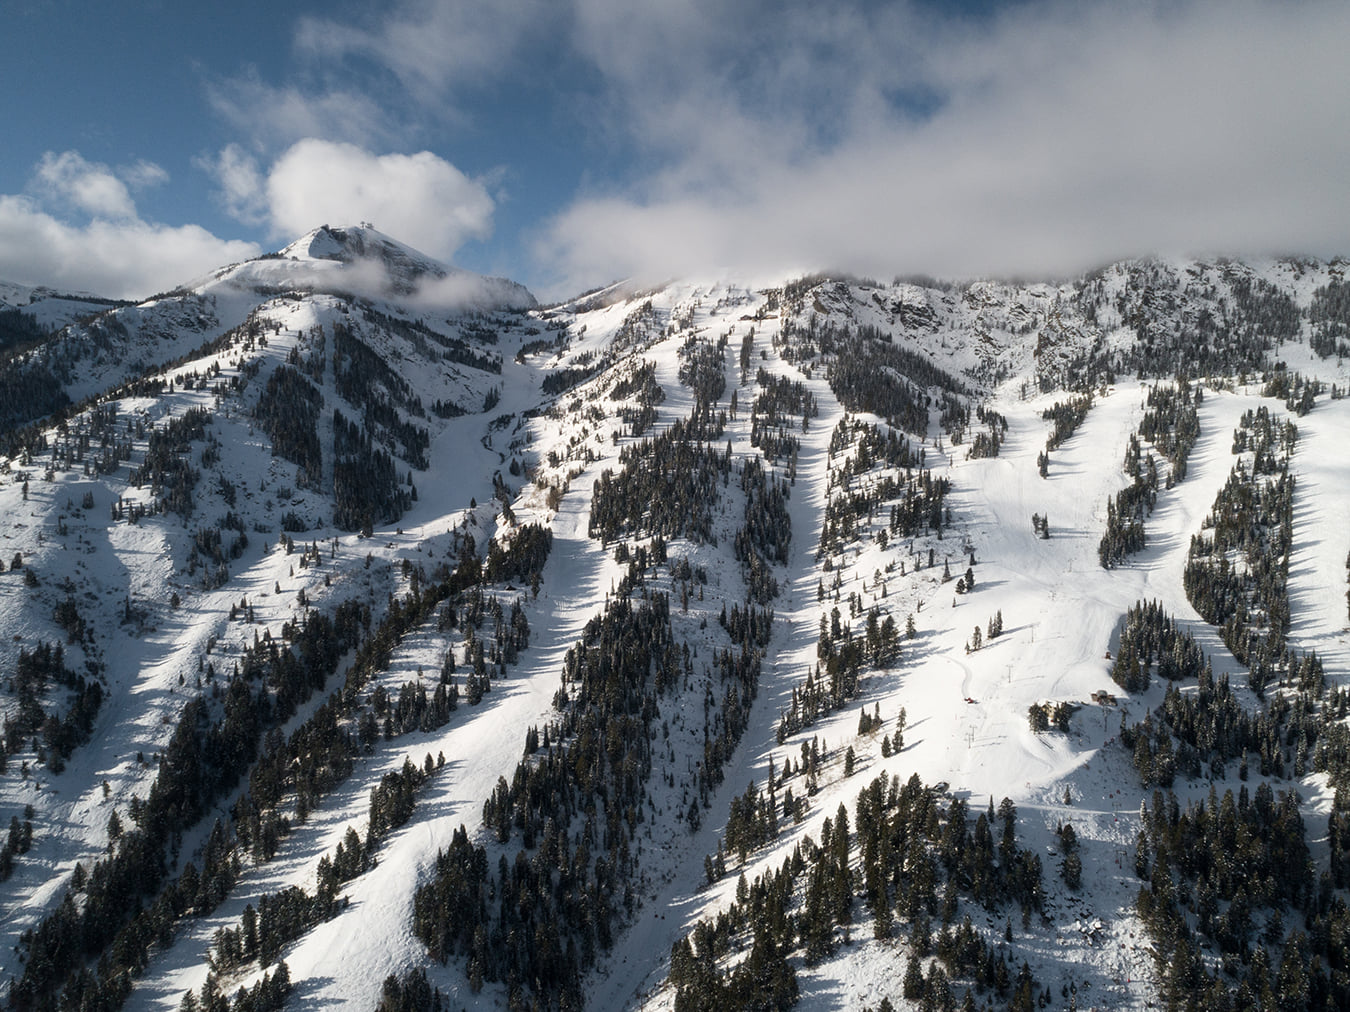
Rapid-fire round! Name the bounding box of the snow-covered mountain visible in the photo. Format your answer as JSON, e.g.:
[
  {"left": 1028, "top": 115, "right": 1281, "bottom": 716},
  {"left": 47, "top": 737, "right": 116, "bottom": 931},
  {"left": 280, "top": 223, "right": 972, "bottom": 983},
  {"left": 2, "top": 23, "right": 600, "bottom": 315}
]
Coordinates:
[
  {"left": 1, "top": 239, "right": 1348, "bottom": 1012},
  {"left": 0, "top": 280, "right": 123, "bottom": 360}
]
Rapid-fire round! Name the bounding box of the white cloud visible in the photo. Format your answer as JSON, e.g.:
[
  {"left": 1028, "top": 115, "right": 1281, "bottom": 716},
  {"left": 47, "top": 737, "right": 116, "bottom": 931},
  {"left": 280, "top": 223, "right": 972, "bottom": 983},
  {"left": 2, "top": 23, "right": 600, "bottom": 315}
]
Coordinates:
[
  {"left": 119, "top": 160, "right": 171, "bottom": 191},
  {"left": 0, "top": 151, "right": 257, "bottom": 299},
  {"left": 211, "top": 139, "right": 494, "bottom": 263},
  {"left": 199, "top": 144, "right": 268, "bottom": 226},
  {"left": 538, "top": 0, "right": 1350, "bottom": 291},
  {"left": 206, "top": 70, "right": 393, "bottom": 151},
  {"left": 267, "top": 141, "right": 494, "bottom": 260},
  {"left": 0, "top": 192, "right": 258, "bottom": 300},
  {"left": 33, "top": 151, "right": 140, "bottom": 220},
  {"left": 294, "top": 0, "right": 549, "bottom": 105},
  {"left": 209, "top": 0, "right": 551, "bottom": 154}
]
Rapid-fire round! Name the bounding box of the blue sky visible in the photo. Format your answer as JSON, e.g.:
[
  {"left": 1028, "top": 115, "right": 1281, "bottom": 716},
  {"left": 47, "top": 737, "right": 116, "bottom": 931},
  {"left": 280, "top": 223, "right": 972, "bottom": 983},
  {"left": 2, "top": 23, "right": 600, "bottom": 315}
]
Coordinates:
[{"left": 2, "top": 0, "right": 1348, "bottom": 300}]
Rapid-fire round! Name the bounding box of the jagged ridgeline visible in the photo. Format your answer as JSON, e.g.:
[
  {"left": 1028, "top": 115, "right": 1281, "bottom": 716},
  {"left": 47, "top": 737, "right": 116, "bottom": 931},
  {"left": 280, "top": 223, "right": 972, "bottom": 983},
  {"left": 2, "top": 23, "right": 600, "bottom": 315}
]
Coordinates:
[
  {"left": 1073, "top": 261, "right": 1300, "bottom": 382},
  {"left": 1, "top": 269, "right": 511, "bottom": 547}
]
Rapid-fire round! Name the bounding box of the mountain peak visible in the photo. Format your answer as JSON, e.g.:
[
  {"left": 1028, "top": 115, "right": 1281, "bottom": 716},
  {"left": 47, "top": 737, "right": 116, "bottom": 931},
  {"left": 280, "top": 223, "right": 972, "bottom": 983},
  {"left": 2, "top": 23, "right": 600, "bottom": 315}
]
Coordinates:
[
  {"left": 208, "top": 224, "right": 538, "bottom": 311},
  {"left": 280, "top": 224, "right": 445, "bottom": 282}
]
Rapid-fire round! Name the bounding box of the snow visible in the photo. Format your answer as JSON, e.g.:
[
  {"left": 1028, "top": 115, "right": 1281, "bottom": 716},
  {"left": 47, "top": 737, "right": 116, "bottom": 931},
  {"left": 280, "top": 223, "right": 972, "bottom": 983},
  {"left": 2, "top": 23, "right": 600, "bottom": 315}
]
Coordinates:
[{"left": 1, "top": 253, "right": 1347, "bottom": 1010}]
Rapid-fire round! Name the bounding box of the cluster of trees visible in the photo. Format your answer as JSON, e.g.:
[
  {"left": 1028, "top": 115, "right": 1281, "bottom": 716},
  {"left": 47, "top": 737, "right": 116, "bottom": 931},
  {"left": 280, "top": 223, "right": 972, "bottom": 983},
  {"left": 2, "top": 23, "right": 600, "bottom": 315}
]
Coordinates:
[
  {"left": 678, "top": 335, "right": 728, "bottom": 406},
  {"left": 45, "top": 400, "right": 144, "bottom": 478},
  {"left": 127, "top": 406, "right": 211, "bottom": 518},
  {"left": 0, "top": 304, "right": 52, "bottom": 356},
  {"left": 832, "top": 415, "right": 915, "bottom": 466},
  {"left": 676, "top": 336, "right": 730, "bottom": 439},
  {"left": 1042, "top": 393, "right": 1093, "bottom": 453},
  {"left": 8, "top": 602, "right": 351, "bottom": 1009},
  {"left": 331, "top": 322, "right": 431, "bottom": 470},
  {"left": 739, "top": 327, "right": 757, "bottom": 383},
  {"left": 0, "top": 806, "right": 35, "bottom": 881},
  {"left": 718, "top": 767, "right": 795, "bottom": 867},
  {"left": 9, "top": 540, "right": 494, "bottom": 1011},
  {"left": 413, "top": 466, "right": 786, "bottom": 1006},
  {"left": 800, "top": 320, "right": 963, "bottom": 434},
  {"left": 188, "top": 517, "right": 250, "bottom": 588},
  {"left": 1262, "top": 369, "right": 1320, "bottom": 416},
  {"left": 775, "top": 304, "right": 971, "bottom": 430},
  {"left": 416, "top": 593, "right": 678, "bottom": 1008},
  {"left": 0, "top": 293, "right": 252, "bottom": 457},
  {"left": 1026, "top": 701, "right": 1072, "bottom": 734},
  {"left": 775, "top": 653, "right": 852, "bottom": 746},
  {"left": 1072, "top": 263, "right": 1290, "bottom": 383},
  {"left": 283, "top": 324, "right": 327, "bottom": 383},
  {"left": 374, "top": 968, "right": 446, "bottom": 1012},
  {"left": 735, "top": 457, "right": 791, "bottom": 603},
  {"left": 540, "top": 354, "right": 602, "bottom": 396},
  {"left": 960, "top": 405, "right": 1008, "bottom": 460},
  {"left": 750, "top": 369, "right": 817, "bottom": 469},
  {"left": 693, "top": 646, "right": 765, "bottom": 806},
  {"left": 357, "top": 304, "right": 501, "bottom": 375},
  {"left": 213, "top": 756, "right": 439, "bottom": 975},
  {"left": 816, "top": 606, "right": 866, "bottom": 704},
  {"left": 1183, "top": 407, "right": 1298, "bottom": 683},
  {"left": 13, "top": 524, "right": 529, "bottom": 1010},
  {"left": 254, "top": 365, "right": 322, "bottom": 490},
  {"left": 1309, "top": 278, "right": 1350, "bottom": 358},
  {"left": 611, "top": 298, "right": 660, "bottom": 354},
  {"left": 1137, "top": 381, "right": 1201, "bottom": 484},
  {"left": 668, "top": 774, "right": 1047, "bottom": 1011},
  {"left": 720, "top": 601, "right": 775, "bottom": 651},
  {"left": 0, "top": 354, "right": 68, "bottom": 444},
  {"left": 589, "top": 418, "right": 731, "bottom": 545},
  {"left": 484, "top": 523, "right": 553, "bottom": 587},
  {"left": 332, "top": 409, "right": 411, "bottom": 532},
  {"left": 452, "top": 587, "right": 532, "bottom": 676},
  {"left": 1229, "top": 273, "right": 1302, "bottom": 344},
  {"left": 516, "top": 325, "right": 566, "bottom": 362},
  {"left": 1109, "top": 599, "right": 1206, "bottom": 693},
  {"left": 1098, "top": 434, "right": 1158, "bottom": 568},
  {"left": 609, "top": 359, "right": 664, "bottom": 437},
  {"left": 4, "top": 639, "right": 104, "bottom": 775},
  {"left": 1319, "top": 706, "right": 1350, "bottom": 839},
  {"left": 429, "top": 396, "right": 465, "bottom": 418},
  {"left": 367, "top": 674, "right": 460, "bottom": 743},
  {"left": 819, "top": 419, "right": 948, "bottom": 556},
  {"left": 1133, "top": 784, "right": 1349, "bottom": 1011},
  {"left": 1123, "top": 674, "right": 1328, "bottom": 788},
  {"left": 177, "top": 961, "right": 290, "bottom": 1012}
]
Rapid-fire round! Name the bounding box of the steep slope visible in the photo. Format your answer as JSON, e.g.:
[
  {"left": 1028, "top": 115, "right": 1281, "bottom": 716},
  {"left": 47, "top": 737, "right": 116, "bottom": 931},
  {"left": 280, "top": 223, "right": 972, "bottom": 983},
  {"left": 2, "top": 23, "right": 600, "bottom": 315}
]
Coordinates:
[
  {"left": 0, "top": 225, "right": 534, "bottom": 442},
  {"left": 0, "top": 281, "right": 122, "bottom": 334},
  {"left": 0, "top": 252, "right": 1347, "bottom": 1012}
]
